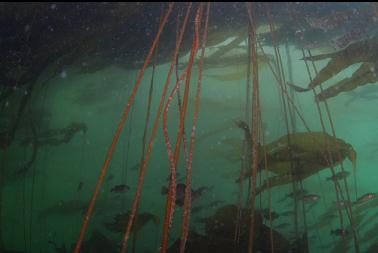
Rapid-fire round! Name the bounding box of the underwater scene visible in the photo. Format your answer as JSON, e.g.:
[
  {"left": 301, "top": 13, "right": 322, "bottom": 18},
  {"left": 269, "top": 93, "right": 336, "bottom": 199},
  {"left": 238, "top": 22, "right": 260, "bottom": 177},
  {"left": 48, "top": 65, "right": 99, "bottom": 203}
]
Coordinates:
[{"left": 3, "top": 2, "right": 378, "bottom": 253}]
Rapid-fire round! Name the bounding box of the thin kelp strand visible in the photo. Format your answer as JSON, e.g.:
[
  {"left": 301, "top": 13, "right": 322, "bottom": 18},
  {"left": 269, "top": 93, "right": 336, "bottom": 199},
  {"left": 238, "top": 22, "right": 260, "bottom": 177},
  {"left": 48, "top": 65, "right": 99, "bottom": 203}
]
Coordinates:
[
  {"left": 308, "top": 50, "right": 360, "bottom": 253},
  {"left": 179, "top": 3, "right": 209, "bottom": 253},
  {"left": 73, "top": 4, "right": 174, "bottom": 253},
  {"left": 118, "top": 4, "right": 191, "bottom": 253},
  {"left": 160, "top": 4, "right": 202, "bottom": 253}
]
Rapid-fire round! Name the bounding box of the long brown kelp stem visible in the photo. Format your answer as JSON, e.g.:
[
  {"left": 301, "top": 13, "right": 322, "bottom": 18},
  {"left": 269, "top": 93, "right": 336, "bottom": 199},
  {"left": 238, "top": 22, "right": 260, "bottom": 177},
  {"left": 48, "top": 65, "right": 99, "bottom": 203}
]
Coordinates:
[
  {"left": 307, "top": 51, "right": 360, "bottom": 253},
  {"left": 235, "top": 22, "right": 253, "bottom": 245},
  {"left": 287, "top": 5, "right": 353, "bottom": 250},
  {"left": 73, "top": 4, "right": 174, "bottom": 253},
  {"left": 174, "top": 10, "right": 191, "bottom": 175},
  {"left": 160, "top": 4, "right": 203, "bottom": 253},
  {"left": 118, "top": 4, "right": 191, "bottom": 253},
  {"left": 246, "top": 3, "right": 260, "bottom": 253},
  {"left": 179, "top": 3, "right": 209, "bottom": 253},
  {"left": 265, "top": 3, "right": 302, "bottom": 243}
]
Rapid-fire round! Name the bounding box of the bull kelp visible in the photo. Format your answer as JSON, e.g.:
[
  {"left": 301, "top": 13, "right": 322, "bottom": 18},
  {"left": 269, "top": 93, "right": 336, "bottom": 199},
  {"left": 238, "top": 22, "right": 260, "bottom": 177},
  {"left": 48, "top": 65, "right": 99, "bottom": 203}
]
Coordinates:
[{"left": 2, "top": 2, "right": 378, "bottom": 253}]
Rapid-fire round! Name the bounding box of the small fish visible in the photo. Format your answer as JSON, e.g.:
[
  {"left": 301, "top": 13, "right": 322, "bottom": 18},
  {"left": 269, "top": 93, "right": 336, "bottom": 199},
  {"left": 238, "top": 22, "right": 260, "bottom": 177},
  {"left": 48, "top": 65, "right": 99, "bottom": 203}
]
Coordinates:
[
  {"left": 161, "top": 183, "right": 187, "bottom": 196},
  {"left": 105, "top": 211, "right": 159, "bottom": 234},
  {"left": 38, "top": 200, "right": 87, "bottom": 220},
  {"left": 355, "top": 193, "right": 377, "bottom": 204},
  {"left": 279, "top": 189, "right": 308, "bottom": 202},
  {"left": 331, "top": 228, "right": 349, "bottom": 237},
  {"left": 77, "top": 182, "right": 84, "bottom": 192},
  {"left": 259, "top": 208, "right": 280, "bottom": 221},
  {"left": 326, "top": 171, "right": 350, "bottom": 181},
  {"left": 161, "top": 183, "right": 189, "bottom": 206},
  {"left": 110, "top": 184, "right": 130, "bottom": 193},
  {"left": 302, "top": 194, "right": 320, "bottom": 202},
  {"left": 166, "top": 172, "right": 184, "bottom": 182},
  {"left": 161, "top": 184, "right": 210, "bottom": 207}
]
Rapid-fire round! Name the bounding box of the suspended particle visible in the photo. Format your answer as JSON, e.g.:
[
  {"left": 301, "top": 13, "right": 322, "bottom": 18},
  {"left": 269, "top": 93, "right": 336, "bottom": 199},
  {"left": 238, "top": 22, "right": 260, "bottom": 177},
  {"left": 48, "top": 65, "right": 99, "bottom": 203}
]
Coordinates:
[
  {"left": 60, "top": 70, "right": 67, "bottom": 78},
  {"left": 24, "top": 24, "right": 31, "bottom": 32}
]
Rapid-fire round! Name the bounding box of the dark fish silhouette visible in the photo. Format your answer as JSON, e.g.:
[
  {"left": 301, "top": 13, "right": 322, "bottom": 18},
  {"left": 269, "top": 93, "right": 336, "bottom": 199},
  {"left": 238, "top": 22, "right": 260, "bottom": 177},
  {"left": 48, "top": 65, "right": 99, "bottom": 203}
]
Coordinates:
[
  {"left": 331, "top": 228, "right": 349, "bottom": 236},
  {"left": 279, "top": 189, "right": 308, "bottom": 202},
  {"left": 355, "top": 193, "right": 377, "bottom": 204},
  {"left": 161, "top": 183, "right": 211, "bottom": 206},
  {"left": 166, "top": 172, "right": 185, "bottom": 182},
  {"left": 38, "top": 200, "right": 87, "bottom": 221},
  {"left": 110, "top": 184, "right": 130, "bottom": 193},
  {"left": 105, "top": 211, "right": 159, "bottom": 234},
  {"left": 302, "top": 194, "right": 320, "bottom": 202}
]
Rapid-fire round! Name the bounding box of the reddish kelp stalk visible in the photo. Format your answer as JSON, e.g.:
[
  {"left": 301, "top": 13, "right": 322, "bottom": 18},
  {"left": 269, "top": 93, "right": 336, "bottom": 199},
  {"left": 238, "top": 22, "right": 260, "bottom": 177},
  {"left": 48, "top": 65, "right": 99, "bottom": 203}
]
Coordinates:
[
  {"left": 246, "top": 3, "right": 261, "bottom": 253},
  {"left": 73, "top": 4, "right": 174, "bottom": 253},
  {"left": 179, "top": 3, "right": 210, "bottom": 253},
  {"left": 118, "top": 4, "right": 193, "bottom": 253},
  {"left": 160, "top": 4, "right": 203, "bottom": 253}
]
